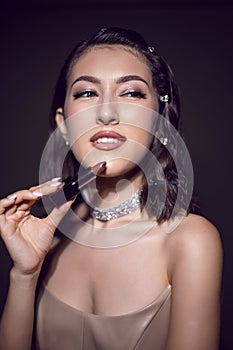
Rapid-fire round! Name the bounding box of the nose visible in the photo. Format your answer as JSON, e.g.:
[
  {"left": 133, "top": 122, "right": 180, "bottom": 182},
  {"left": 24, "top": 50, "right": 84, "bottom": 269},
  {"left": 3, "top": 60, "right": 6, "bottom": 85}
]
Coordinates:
[{"left": 96, "top": 102, "right": 119, "bottom": 125}]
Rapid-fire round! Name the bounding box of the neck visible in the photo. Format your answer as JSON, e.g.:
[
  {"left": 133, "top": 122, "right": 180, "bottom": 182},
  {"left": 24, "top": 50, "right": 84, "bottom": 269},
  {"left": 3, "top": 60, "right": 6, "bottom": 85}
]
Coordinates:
[{"left": 83, "top": 166, "right": 145, "bottom": 210}]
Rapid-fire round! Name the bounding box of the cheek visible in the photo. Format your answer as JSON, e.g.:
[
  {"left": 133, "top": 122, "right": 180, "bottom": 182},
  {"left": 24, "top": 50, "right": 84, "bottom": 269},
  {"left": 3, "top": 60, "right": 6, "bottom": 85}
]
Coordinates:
[
  {"left": 70, "top": 138, "right": 89, "bottom": 164},
  {"left": 127, "top": 120, "right": 156, "bottom": 150},
  {"left": 118, "top": 103, "right": 157, "bottom": 136},
  {"left": 64, "top": 96, "right": 79, "bottom": 117},
  {"left": 64, "top": 99, "right": 73, "bottom": 118},
  {"left": 133, "top": 129, "right": 154, "bottom": 147},
  {"left": 64, "top": 108, "right": 97, "bottom": 145}
]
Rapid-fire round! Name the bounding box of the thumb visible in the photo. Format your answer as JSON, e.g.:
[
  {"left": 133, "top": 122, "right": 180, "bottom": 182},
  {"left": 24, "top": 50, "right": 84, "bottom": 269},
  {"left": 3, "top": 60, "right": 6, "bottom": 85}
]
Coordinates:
[{"left": 43, "top": 198, "right": 74, "bottom": 231}]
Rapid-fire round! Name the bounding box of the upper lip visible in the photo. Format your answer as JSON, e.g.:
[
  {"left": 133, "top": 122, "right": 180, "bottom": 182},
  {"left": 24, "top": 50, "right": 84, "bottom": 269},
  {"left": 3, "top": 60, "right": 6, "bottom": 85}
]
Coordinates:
[{"left": 90, "top": 130, "right": 126, "bottom": 142}]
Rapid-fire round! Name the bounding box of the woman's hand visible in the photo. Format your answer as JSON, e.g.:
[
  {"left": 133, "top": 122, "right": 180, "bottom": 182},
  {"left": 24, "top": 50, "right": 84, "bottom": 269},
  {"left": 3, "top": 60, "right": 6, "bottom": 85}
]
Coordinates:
[{"left": 0, "top": 180, "right": 73, "bottom": 277}]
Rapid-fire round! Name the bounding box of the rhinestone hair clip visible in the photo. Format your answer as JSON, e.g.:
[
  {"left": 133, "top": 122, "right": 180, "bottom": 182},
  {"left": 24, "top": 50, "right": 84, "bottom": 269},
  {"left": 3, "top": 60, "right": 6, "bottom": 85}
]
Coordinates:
[
  {"left": 148, "top": 46, "right": 155, "bottom": 53},
  {"left": 148, "top": 179, "right": 178, "bottom": 186},
  {"left": 159, "top": 95, "right": 169, "bottom": 103}
]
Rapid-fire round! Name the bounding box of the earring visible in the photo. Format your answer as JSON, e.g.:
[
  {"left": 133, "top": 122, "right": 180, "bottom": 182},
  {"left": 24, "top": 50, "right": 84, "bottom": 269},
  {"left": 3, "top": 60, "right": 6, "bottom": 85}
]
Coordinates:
[
  {"left": 65, "top": 140, "right": 70, "bottom": 147},
  {"left": 160, "top": 137, "right": 168, "bottom": 146}
]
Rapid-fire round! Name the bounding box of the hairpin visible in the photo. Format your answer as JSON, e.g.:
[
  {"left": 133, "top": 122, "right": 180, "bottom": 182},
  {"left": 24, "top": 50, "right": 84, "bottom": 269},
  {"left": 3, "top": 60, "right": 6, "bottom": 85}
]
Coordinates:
[
  {"left": 159, "top": 95, "right": 169, "bottom": 103},
  {"left": 148, "top": 46, "right": 154, "bottom": 53},
  {"left": 148, "top": 179, "right": 178, "bottom": 186},
  {"left": 97, "top": 28, "right": 107, "bottom": 36},
  {"left": 159, "top": 137, "right": 168, "bottom": 146}
]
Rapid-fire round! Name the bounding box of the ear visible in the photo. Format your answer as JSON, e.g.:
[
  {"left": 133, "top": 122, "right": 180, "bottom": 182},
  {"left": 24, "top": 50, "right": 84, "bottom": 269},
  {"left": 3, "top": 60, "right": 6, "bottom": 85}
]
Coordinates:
[{"left": 55, "top": 108, "right": 68, "bottom": 143}]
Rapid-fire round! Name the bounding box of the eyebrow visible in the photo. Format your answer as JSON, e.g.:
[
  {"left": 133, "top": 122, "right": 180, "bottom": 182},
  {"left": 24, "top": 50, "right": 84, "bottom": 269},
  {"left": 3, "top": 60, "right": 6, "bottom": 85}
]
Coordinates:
[
  {"left": 116, "top": 75, "right": 149, "bottom": 87},
  {"left": 70, "top": 74, "right": 149, "bottom": 88}
]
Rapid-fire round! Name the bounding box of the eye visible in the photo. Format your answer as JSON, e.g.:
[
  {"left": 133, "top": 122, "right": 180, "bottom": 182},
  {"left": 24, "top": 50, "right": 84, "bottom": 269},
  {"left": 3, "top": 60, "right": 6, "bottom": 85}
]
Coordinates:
[
  {"left": 120, "top": 90, "right": 147, "bottom": 99},
  {"left": 72, "top": 89, "right": 98, "bottom": 99}
]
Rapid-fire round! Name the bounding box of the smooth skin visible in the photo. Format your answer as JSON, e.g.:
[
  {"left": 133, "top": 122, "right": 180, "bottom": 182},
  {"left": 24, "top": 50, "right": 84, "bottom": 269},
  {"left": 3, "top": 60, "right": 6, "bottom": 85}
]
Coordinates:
[
  {"left": 0, "top": 182, "right": 74, "bottom": 350},
  {"left": 0, "top": 46, "right": 223, "bottom": 350}
]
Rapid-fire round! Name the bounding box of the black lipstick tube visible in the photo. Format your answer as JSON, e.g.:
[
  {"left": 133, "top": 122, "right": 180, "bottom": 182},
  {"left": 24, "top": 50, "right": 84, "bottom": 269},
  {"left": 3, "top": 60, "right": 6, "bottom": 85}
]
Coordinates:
[{"left": 49, "top": 161, "right": 106, "bottom": 206}]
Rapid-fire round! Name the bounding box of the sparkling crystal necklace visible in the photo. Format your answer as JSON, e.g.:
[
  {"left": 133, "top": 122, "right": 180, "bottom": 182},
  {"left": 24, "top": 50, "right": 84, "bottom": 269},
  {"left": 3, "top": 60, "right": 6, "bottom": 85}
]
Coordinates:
[{"left": 91, "top": 189, "right": 143, "bottom": 221}]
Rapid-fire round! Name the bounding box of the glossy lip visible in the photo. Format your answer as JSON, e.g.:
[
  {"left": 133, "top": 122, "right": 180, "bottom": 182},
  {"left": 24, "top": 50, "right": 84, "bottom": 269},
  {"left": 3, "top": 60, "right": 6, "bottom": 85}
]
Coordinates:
[{"left": 90, "top": 130, "right": 126, "bottom": 151}]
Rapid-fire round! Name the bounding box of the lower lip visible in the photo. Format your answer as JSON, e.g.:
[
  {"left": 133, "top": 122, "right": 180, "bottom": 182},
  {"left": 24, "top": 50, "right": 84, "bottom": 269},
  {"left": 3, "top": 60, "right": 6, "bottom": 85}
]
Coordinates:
[{"left": 91, "top": 140, "right": 125, "bottom": 151}]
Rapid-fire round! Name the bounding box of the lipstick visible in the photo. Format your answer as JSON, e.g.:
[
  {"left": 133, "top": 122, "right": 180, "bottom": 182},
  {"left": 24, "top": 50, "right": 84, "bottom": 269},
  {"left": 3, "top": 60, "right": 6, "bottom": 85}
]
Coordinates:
[
  {"left": 90, "top": 130, "right": 126, "bottom": 151},
  {"left": 49, "top": 161, "right": 106, "bottom": 206},
  {"left": 90, "top": 130, "right": 126, "bottom": 142}
]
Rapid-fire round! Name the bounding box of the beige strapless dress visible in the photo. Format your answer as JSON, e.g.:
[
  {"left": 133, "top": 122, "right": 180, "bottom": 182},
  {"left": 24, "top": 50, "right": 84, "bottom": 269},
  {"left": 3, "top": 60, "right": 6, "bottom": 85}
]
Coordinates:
[{"left": 35, "top": 283, "right": 171, "bottom": 350}]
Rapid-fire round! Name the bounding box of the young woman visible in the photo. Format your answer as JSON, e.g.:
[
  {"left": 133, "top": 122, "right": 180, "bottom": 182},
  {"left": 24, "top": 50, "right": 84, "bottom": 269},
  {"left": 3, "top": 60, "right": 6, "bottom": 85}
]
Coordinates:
[{"left": 0, "top": 27, "right": 222, "bottom": 350}]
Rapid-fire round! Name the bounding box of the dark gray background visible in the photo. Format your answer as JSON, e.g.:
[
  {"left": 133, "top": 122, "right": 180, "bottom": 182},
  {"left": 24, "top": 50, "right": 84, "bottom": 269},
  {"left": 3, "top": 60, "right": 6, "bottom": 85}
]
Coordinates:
[{"left": 0, "top": 1, "right": 232, "bottom": 349}]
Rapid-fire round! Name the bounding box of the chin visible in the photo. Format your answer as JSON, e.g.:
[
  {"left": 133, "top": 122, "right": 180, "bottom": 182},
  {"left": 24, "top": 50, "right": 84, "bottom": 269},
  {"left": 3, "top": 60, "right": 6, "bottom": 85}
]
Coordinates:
[
  {"left": 72, "top": 144, "right": 148, "bottom": 178},
  {"left": 100, "top": 159, "right": 140, "bottom": 178}
]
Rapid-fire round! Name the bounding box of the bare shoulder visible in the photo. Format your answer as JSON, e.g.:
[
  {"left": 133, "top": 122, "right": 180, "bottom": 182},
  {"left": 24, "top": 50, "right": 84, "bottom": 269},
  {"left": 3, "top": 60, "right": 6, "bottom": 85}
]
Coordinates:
[
  {"left": 165, "top": 213, "right": 223, "bottom": 278},
  {"left": 163, "top": 214, "right": 223, "bottom": 349},
  {"left": 166, "top": 213, "right": 222, "bottom": 252}
]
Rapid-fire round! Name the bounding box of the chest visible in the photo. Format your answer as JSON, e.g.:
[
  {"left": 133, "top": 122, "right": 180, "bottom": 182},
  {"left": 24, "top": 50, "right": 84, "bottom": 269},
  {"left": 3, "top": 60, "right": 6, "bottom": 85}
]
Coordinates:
[{"left": 42, "top": 232, "right": 169, "bottom": 315}]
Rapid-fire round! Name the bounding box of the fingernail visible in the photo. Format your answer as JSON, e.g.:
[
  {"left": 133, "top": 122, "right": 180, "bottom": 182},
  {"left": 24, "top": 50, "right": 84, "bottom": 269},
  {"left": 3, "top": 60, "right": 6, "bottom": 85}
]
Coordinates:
[
  {"left": 51, "top": 177, "right": 62, "bottom": 182},
  {"left": 31, "top": 191, "right": 42, "bottom": 197},
  {"left": 50, "top": 181, "right": 62, "bottom": 187},
  {"left": 7, "top": 194, "right": 17, "bottom": 200}
]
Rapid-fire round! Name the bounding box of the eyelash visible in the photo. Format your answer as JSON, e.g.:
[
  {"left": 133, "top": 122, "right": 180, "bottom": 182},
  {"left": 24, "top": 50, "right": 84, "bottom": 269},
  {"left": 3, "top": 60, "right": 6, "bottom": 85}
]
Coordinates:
[
  {"left": 73, "top": 90, "right": 98, "bottom": 99},
  {"left": 120, "top": 90, "right": 146, "bottom": 99},
  {"left": 72, "top": 89, "right": 147, "bottom": 100}
]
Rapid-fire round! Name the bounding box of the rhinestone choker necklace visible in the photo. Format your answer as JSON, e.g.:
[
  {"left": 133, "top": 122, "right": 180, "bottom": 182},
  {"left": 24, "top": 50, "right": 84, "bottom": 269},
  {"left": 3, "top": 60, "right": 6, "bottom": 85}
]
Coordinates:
[{"left": 91, "top": 189, "right": 143, "bottom": 221}]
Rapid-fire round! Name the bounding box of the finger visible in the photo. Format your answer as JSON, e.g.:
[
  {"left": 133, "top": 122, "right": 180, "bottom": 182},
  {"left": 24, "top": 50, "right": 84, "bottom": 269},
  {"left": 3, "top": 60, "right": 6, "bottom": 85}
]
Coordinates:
[
  {"left": 29, "top": 177, "right": 62, "bottom": 192},
  {"left": 29, "top": 178, "right": 63, "bottom": 197},
  {"left": 43, "top": 198, "right": 74, "bottom": 230},
  {"left": 0, "top": 179, "right": 63, "bottom": 218},
  {"left": 0, "top": 195, "right": 17, "bottom": 215},
  {"left": 3, "top": 200, "right": 31, "bottom": 219},
  {"left": 2, "top": 197, "right": 37, "bottom": 216},
  {"left": 7, "top": 190, "right": 42, "bottom": 205},
  {"left": 0, "top": 178, "right": 62, "bottom": 208},
  {"left": 4, "top": 204, "right": 18, "bottom": 217}
]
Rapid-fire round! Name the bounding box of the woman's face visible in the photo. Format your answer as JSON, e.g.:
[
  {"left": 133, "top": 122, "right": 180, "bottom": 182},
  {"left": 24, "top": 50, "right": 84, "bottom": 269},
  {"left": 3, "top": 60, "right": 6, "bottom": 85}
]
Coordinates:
[{"left": 56, "top": 46, "right": 159, "bottom": 176}]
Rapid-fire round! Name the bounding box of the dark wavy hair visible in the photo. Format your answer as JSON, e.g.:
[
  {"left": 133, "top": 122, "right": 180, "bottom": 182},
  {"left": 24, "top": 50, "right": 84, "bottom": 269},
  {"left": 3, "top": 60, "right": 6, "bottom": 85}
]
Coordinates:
[{"left": 44, "top": 27, "right": 196, "bottom": 223}]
